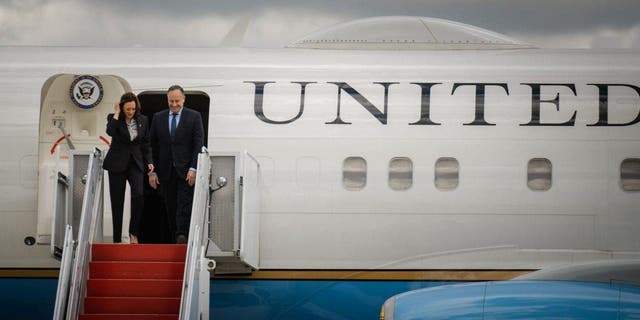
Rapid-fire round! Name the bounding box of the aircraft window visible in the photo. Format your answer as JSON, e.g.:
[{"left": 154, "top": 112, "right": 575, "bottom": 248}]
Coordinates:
[
  {"left": 343, "top": 157, "right": 367, "bottom": 190},
  {"left": 389, "top": 157, "right": 413, "bottom": 190},
  {"left": 620, "top": 158, "right": 640, "bottom": 191},
  {"left": 435, "top": 157, "right": 459, "bottom": 191},
  {"left": 527, "top": 158, "right": 552, "bottom": 191}
]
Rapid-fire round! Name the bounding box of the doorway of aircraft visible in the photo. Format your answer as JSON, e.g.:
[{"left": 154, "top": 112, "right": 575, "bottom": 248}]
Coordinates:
[
  {"left": 137, "top": 91, "right": 210, "bottom": 147},
  {"left": 137, "top": 91, "right": 210, "bottom": 243},
  {"left": 37, "top": 76, "right": 212, "bottom": 246}
]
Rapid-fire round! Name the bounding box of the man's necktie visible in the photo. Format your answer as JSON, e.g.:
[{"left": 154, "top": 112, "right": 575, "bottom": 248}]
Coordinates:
[{"left": 170, "top": 112, "right": 177, "bottom": 139}]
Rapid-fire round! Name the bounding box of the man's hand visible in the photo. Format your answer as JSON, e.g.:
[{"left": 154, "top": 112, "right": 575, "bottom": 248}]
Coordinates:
[
  {"left": 186, "top": 170, "right": 196, "bottom": 187},
  {"left": 149, "top": 174, "right": 159, "bottom": 189}
]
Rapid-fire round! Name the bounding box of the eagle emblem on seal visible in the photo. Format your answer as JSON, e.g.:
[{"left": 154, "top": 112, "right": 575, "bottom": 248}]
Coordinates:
[{"left": 70, "top": 75, "right": 104, "bottom": 109}]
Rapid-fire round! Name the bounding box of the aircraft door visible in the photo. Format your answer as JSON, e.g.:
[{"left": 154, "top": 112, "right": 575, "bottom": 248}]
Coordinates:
[
  {"left": 137, "top": 91, "right": 209, "bottom": 243},
  {"left": 38, "top": 74, "right": 132, "bottom": 253}
]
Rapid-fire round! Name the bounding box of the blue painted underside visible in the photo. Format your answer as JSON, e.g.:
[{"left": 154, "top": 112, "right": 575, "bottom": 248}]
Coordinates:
[
  {"left": 0, "top": 278, "right": 457, "bottom": 319},
  {"left": 392, "top": 281, "right": 640, "bottom": 320}
]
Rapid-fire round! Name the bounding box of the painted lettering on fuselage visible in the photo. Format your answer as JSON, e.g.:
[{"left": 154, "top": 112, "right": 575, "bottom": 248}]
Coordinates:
[{"left": 245, "top": 81, "right": 640, "bottom": 126}]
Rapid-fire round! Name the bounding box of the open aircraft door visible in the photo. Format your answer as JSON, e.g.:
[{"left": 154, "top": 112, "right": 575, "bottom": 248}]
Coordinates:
[{"left": 37, "top": 74, "right": 132, "bottom": 256}]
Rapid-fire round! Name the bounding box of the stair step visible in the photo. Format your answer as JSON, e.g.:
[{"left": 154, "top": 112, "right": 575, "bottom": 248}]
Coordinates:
[
  {"left": 92, "top": 244, "right": 186, "bottom": 262},
  {"left": 79, "top": 314, "right": 178, "bottom": 320},
  {"left": 87, "top": 279, "right": 182, "bottom": 297},
  {"left": 90, "top": 261, "right": 185, "bottom": 279},
  {"left": 84, "top": 297, "right": 180, "bottom": 314}
]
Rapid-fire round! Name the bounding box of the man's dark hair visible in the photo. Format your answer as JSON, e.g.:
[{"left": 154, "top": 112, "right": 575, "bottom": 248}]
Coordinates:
[{"left": 167, "top": 85, "right": 185, "bottom": 96}]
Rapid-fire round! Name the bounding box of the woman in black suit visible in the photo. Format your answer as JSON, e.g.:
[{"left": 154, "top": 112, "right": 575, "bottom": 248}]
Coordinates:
[{"left": 103, "top": 92, "right": 154, "bottom": 244}]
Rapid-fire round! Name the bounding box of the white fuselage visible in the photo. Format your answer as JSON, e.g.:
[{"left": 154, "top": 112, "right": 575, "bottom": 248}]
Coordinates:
[{"left": 0, "top": 47, "right": 639, "bottom": 270}]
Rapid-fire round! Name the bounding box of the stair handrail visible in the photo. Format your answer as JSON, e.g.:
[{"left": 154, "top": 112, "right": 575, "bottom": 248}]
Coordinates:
[
  {"left": 52, "top": 224, "right": 74, "bottom": 320},
  {"left": 64, "top": 148, "right": 104, "bottom": 320},
  {"left": 180, "top": 147, "right": 212, "bottom": 320}
]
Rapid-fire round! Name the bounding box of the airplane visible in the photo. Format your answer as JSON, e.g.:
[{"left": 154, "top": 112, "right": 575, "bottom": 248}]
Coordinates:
[
  {"left": 0, "top": 15, "right": 639, "bottom": 319},
  {"left": 380, "top": 260, "right": 640, "bottom": 320}
]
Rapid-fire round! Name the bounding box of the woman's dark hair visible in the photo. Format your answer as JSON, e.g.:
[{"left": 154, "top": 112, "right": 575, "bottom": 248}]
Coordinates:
[{"left": 118, "top": 92, "right": 141, "bottom": 119}]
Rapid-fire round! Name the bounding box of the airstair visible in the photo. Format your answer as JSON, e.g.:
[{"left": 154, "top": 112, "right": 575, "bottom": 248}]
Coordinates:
[
  {"left": 79, "top": 243, "right": 185, "bottom": 319},
  {"left": 52, "top": 148, "right": 260, "bottom": 319}
]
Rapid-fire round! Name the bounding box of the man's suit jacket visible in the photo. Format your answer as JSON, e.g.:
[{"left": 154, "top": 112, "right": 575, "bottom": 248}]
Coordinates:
[
  {"left": 150, "top": 107, "right": 204, "bottom": 180},
  {"left": 103, "top": 114, "right": 152, "bottom": 173}
]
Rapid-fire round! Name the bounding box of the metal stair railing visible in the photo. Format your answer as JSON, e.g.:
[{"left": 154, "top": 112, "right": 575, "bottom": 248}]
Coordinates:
[
  {"left": 52, "top": 224, "right": 74, "bottom": 320},
  {"left": 52, "top": 147, "right": 104, "bottom": 320},
  {"left": 180, "top": 147, "right": 215, "bottom": 320}
]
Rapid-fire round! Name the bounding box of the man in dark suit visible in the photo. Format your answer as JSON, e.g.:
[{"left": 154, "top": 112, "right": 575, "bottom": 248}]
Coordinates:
[{"left": 148, "top": 85, "right": 204, "bottom": 244}]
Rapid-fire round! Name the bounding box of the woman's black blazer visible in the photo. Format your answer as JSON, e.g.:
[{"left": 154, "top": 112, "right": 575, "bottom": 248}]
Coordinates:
[{"left": 102, "top": 113, "right": 153, "bottom": 173}]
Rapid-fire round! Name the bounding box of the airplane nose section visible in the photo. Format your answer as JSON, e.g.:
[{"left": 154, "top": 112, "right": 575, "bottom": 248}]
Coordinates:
[
  {"left": 380, "top": 296, "right": 395, "bottom": 320},
  {"left": 391, "top": 283, "right": 487, "bottom": 320}
]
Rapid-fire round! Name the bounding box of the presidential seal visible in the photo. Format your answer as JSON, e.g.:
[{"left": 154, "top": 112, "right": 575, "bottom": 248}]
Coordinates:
[{"left": 70, "top": 75, "right": 104, "bottom": 109}]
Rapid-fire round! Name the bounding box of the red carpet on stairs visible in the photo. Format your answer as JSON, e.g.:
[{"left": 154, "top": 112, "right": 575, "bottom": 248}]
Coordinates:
[{"left": 79, "top": 243, "right": 187, "bottom": 320}]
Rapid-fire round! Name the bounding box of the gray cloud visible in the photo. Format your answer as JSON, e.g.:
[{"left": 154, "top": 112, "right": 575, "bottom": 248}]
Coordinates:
[{"left": 0, "top": 0, "right": 638, "bottom": 48}]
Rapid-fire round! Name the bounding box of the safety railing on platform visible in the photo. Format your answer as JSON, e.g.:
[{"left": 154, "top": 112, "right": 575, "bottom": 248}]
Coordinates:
[
  {"left": 52, "top": 224, "right": 74, "bottom": 320},
  {"left": 180, "top": 147, "right": 215, "bottom": 320},
  {"left": 56, "top": 147, "right": 104, "bottom": 320}
]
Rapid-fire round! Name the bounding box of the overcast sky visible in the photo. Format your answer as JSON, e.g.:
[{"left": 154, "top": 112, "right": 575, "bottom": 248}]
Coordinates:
[{"left": 0, "top": 0, "right": 638, "bottom": 49}]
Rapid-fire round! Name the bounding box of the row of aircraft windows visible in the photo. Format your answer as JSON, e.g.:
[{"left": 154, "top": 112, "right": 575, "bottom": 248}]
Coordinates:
[{"left": 342, "top": 157, "right": 640, "bottom": 192}]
